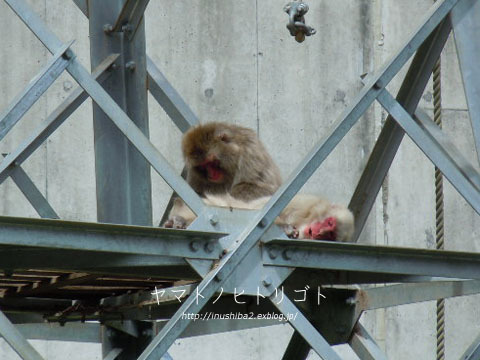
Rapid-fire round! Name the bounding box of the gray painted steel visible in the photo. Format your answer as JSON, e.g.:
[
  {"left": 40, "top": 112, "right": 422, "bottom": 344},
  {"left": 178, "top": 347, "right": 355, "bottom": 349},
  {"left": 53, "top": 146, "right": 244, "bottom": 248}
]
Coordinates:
[
  {"left": 451, "top": 0, "right": 480, "bottom": 164},
  {"left": 0, "top": 310, "right": 45, "bottom": 360},
  {"left": 0, "top": 215, "right": 224, "bottom": 259},
  {"left": 0, "top": 55, "right": 117, "bottom": 185},
  {"left": 263, "top": 238, "right": 480, "bottom": 279},
  {"left": 271, "top": 294, "right": 341, "bottom": 360},
  {"left": 147, "top": 57, "right": 199, "bottom": 133},
  {"left": 7, "top": 160, "right": 58, "bottom": 219},
  {"left": 349, "top": 323, "right": 388, "bottom": 360},
  {"left": 349, "top": 18, "right": 452, "bottom": 242},
  {"left": 88, "top": 0, "right": 152, "bottom": 226},
  {"left": 362, "top": 280, "right": 480, "bottom": 310},
  {"left": 460, "top": 332, "right": 480, "bottom": 360},
  {"left": 0, "top": 41, "right": 73, "bottom": 142},
  {"left": 377, "top": 90, "right": 480, "bottom": 213}
]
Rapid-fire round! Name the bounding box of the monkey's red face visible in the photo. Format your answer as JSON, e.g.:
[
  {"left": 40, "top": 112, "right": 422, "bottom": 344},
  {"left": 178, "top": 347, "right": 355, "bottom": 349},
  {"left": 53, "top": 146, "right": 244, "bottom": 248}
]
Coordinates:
[
  {"left": 182, "top": 123, "right": 240, "bottom": 185},
  {"left": 196, "top": 158, "right": 225, "bottom": 183}
]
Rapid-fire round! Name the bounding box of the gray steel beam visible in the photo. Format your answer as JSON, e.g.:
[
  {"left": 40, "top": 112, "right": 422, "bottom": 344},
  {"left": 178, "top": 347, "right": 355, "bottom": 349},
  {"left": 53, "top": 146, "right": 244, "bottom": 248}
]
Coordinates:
[
  {"left": 0, "top": 248, "right": 185, "bottom": 270},
  {"left": 281, "top": 331, "right": 311, "bottom": 360},
  {"left": 349, "top": 17, "right": 452, "bottom": 242},
  {"left": 349, "top": 323, "right": 388, "bottom": 360},
  {"left": 72, "top": 0, "right": 88, "bottom": 17},
  {"left": 361, "top": 280, "right": 480, "bottom": 310},
  {"left": 271, "top": 294, "right": 341, "bottom": 360},
  {"left": 0, "top": 310, "right": 45, "bottom": 360},
  {"left": 0, "top": 41, "right": 73, "bottom": 142},
  {"left": 0, "top": 216, "right": 223, "bottom": 259},
  {"left": 136, "top": 1, "right": 461, "bottom": 358},
  {"left": 376, "top": 90, "right": 480, "bottom": 214},
  {"left": 0, "top": 54, "right": 118, "bottom": 185},
  {"left": 102, "top": 321, "right": 153, "bottom": 360},
  {"left": 459, "top": 332, "right": 480, "bottom": 360},
  {"left": 451, "top": 0, "right": 480, "bottom": 164},
  {"left": 89, "top": 0, "right": 151, "bottom": 226},
  {"left": 147, "top": 57, "right": 199, "bottom": 133},
  {"left": 263, "top": 239, "right": 480, "bottom": 280},
  {"left": 72, "top": 0, "right": 198, "bottom": 133},
  {"left": 3, "top": 155, "right": 59, "bottom": 219},
  {"left": 4, "top": 0, "right": 207, "bottom": 216},
  {"left": 16, "top": 323, "right": 101, "bottom": 343},
  {"left": 112, "top": 0, "right": 150, "bottom": 39},
  {"left": 104, "top": 348, "right": 123, "bottom": 360}
]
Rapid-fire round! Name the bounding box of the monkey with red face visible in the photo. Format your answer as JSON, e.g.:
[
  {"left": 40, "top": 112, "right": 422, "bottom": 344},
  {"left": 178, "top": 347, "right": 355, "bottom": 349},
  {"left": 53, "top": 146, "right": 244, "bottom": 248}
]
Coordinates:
[{"left": 164, "top": 122, "right": 354, "bottom": 242}]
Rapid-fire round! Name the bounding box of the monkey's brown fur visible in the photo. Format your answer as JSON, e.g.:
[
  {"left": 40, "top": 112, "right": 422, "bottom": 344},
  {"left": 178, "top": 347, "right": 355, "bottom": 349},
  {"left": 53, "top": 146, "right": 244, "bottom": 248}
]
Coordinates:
[{"left": 182, "top": 122, "right": 282, "bottom": 201}]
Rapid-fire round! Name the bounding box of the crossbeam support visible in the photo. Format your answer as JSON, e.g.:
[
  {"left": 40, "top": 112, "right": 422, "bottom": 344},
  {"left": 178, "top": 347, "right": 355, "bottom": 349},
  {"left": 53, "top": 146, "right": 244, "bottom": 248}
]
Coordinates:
[
  {"left": 349, "top": 323, "right": 388, "bottom": 360},
  {"left": 349, "top": 17, "right": 452, "bottom": 241},
  {"left": 0, "top": 41, "right": 73, "bottom": 142},
  {"left": 5, "top": 0, "right": 207, "bottom": 216},
  {"left": 0, "top": 309, "right": 45, "bottom": 360},
  {"left": 377, "top": 89, "right": 480, "bottom": 214}
]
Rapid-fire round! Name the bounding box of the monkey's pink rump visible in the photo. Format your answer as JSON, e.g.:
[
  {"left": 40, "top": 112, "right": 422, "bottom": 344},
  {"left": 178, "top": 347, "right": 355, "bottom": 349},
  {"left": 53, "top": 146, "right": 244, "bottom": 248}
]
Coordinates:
[{"left": 304, "top": 217, "right": 337, "bottom": 241}]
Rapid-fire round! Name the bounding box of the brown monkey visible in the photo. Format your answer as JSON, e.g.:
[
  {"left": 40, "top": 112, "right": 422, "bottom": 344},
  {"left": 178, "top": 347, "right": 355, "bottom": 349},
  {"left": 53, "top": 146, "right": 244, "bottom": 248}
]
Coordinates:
[
  {"left": 164, "top": 122, "right": 282, "bottom": 229},
  {"left": 166, "top": 194, "right": 354, "bottom": 242},
  {"left": 181, "top": 122, "right": 282, "bottom": 200}
]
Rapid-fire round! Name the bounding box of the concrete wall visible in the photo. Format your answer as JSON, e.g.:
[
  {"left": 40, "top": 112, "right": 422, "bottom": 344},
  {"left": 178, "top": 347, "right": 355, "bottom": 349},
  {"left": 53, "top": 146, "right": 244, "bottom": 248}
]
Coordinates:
[{"left": 0, "top": 0, "right": 478, "bottom": 359}]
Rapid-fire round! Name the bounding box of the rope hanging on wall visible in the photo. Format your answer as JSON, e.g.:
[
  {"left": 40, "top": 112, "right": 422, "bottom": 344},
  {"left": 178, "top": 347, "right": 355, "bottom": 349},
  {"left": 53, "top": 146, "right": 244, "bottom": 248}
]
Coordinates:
[{"left": 433, "top": 44, "right": 446, "bottom": 360}]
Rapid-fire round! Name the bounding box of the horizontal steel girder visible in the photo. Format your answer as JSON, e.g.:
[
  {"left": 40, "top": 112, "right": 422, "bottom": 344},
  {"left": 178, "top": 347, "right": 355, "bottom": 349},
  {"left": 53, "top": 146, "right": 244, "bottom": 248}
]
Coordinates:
[
  {"left": 0, "top": 216, "right": 224, "bottom": 259},
  {"left": 263, "top": 238, "right": 480, "bottom": 280}
]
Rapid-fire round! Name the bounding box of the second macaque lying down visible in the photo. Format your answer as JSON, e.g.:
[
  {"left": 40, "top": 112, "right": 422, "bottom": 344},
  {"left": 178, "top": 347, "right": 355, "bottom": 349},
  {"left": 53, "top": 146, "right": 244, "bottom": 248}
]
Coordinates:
[{"left": 165, "top": 194, "right": 354, "bottom": 242}]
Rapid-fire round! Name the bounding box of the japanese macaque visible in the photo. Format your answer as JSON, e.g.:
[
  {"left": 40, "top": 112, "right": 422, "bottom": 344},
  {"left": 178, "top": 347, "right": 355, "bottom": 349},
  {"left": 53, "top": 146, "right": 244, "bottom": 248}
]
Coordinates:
[
  {"left": 181, "top": 122, "right": 283, "bottom": 200},
  {"left": 166, "top": 193, "right": 354, "bottom": 242},
  {"left": 164, "top": 121, "right": 354, "bottom": 242}
]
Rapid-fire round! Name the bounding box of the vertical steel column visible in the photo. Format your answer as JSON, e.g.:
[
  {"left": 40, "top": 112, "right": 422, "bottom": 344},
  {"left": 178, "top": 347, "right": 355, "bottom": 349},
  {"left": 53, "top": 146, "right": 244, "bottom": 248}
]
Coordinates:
[
  {"left": 102, "top": 322, "right": 154, "bottom": 360},
  {"left": 88, "top": 1, "right": 153, "bottom": 357},
  {"left": 88, "top": 0, "right": 151, "bottom": 226}
]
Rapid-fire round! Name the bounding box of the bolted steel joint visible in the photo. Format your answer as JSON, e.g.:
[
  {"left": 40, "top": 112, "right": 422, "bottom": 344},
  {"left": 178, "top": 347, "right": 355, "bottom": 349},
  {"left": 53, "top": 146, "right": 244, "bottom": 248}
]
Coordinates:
[
  {"left": 374, "top": 79, "right": 384, "bottom": 89},
  {"left": 62, "top": 49, "right": 74, "bottom": 60},
  {"left": 189, "top": 241, "right": 200, "bottom": 252},
  {"left": 103, "top": 24, "right": 114, "bottom": 34},
  {"left": 125, "top": 61, "right": 136, "bottom": 72},
  {"left": 204, "top": 241, "right": 215, "bottom": 253},
  {"left": 267, "top": 247, "right": 278, "bottom": 259},
  {"left": 345, "top": 296, "right": 357, "bottom": 306},
  {"left": 209, "top": 214, "right": 219, "bottom": 226},
  {"left": 122, "top": 23, "right": 133, "bottom": 34},
  {"left": 262, "top": 276, "right": 272, "bottom": 287},
  {"left": 282, "top": 249, "right": 293, "bottom": 260}
]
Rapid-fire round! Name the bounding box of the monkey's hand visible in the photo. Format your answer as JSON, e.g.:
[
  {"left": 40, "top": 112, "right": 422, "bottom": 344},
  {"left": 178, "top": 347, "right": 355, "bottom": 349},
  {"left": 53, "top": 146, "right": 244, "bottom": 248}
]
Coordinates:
[
  {"left": 164, "top": 215, "right": 188, "bottom": 229},
  {"left": 163, "top": 198, "right": 196, "bottom": 229}
]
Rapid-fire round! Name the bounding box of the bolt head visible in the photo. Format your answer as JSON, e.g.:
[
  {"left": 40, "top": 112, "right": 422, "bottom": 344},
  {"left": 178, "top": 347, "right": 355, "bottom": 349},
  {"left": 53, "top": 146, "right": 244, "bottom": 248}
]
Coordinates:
[
  {"left": 125, "top": 61, "right": 136, "bottom": 72},
  {"left": 268, "top": 247, "right": 278, "bottom": 259},
  {"left": 204, "top": 241, "right": 215, "bottom": 253},
  {"left": 209, "top": 214, "right": 219, "bottom": 226},
  {"left": 103, "top": 24, "right": 113, "bottom": 33},
  {"left": 189, "top": 241, "right": 200, "bottom": 252},
  {"left": 262, "top": 276, "right": 272, "bottom": 287},
  {"left": 283, "top": 249, "right": 292, "bottom": 260}
]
